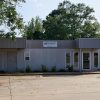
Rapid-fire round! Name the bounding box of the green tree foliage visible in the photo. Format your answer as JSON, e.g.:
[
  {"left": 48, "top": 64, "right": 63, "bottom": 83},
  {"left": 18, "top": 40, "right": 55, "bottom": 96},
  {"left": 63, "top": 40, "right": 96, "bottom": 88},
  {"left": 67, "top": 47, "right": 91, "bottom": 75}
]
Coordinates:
[
  {"left": 43, "top": 0, "right": 100, "bottom": 40},
  {"left": 23, "top": 16, "right": 44, "bottom": 39},
  {"left": 0, "top": 0, "right": 25, "bottom": 38}
]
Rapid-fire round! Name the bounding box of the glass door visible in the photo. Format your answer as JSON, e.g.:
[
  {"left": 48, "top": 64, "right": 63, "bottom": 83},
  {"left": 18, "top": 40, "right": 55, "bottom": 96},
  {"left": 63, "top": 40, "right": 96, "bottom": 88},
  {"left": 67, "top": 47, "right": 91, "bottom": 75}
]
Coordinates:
[{"left": 82, "top": 52, "right": 90, "bottom": 70}]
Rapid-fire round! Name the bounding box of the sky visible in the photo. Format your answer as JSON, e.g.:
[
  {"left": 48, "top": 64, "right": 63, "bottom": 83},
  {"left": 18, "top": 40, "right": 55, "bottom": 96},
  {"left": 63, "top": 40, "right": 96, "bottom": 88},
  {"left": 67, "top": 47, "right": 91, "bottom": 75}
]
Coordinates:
[{"left": 17, "top": 0, "right": 100, "bottom": 23}]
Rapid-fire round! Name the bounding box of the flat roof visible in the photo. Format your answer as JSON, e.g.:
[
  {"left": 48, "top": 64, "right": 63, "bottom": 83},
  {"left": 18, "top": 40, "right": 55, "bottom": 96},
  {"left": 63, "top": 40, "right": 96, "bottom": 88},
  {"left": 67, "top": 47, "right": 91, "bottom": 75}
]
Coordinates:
[{"left": 0, "top": 38, "right": 100, "bottom": 49}]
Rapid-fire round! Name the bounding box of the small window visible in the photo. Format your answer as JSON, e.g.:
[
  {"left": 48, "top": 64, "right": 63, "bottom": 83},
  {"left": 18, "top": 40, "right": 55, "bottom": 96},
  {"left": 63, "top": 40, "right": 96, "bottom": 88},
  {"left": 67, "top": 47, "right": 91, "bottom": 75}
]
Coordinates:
[
  {"left": 94, "top": 53, "right": 98, "bottom": 67},
  {"left": 74, "top": 52, "right": 78, "bottom": 67},
  {"left": 66, "top": 53, "right": 70, "bottom": 66},
  {"left": 25, "top": 57, "right": 30, "bottom": 60},
  {"left": 24, "top": 51, "right": 30, "bottom": 60}
]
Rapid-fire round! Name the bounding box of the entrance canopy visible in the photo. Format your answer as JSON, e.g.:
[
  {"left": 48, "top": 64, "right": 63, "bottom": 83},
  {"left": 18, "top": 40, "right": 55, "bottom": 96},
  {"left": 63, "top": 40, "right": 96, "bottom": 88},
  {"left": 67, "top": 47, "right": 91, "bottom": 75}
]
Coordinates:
[{"left": 76, "top": 38, "right": 100, "bottom": 49}]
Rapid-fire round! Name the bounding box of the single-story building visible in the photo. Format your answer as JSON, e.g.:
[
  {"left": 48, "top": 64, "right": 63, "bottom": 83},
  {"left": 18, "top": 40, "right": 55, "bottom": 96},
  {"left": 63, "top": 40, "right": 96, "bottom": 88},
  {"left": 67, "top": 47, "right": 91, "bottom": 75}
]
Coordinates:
[{"left": 0, "top": 38, "right": 100, "bottom": 72}]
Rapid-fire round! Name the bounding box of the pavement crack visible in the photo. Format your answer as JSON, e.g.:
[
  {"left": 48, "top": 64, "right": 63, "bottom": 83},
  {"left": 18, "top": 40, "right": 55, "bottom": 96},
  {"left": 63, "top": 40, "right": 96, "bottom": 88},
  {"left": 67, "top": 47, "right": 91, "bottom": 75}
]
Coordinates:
[{"left": 8, "top": 76, "right": 12, "bottom": 100}]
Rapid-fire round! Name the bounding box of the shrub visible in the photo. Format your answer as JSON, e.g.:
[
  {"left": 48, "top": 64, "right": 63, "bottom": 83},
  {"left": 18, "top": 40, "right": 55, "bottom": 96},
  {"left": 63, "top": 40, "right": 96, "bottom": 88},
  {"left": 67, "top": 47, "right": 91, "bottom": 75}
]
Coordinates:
[
  {"left": 26, "top": 65, "right": 32, "bottom": 73},
  {"left": 51, "top": 66, "right": 56, "bottom": 72},
  {"left": 41, "top": 65, "right": 48, "bottom": 72},
  {"left": 66, "top": 65, "right": 73, "bottom": 72}
]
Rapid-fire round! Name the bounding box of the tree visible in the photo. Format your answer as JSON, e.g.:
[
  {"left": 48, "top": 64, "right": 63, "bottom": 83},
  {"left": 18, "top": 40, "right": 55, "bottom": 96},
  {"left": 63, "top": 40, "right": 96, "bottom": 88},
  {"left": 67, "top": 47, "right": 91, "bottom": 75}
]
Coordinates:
[
  {"left": 23, "top": 16, "right": 44, "bottom": 39},
  {"left": 0, "top": 0, "right": 25, "bottom": 38},
  {"left": 43, "top": 0, "right": 100, "bottom": 40}
]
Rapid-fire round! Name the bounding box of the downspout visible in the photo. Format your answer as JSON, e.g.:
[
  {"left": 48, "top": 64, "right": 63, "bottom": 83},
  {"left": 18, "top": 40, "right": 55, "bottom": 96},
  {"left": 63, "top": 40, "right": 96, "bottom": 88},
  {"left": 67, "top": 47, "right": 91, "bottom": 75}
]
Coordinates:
[{"left": 79, "top": 48, "right": 82, "bottom": 72}]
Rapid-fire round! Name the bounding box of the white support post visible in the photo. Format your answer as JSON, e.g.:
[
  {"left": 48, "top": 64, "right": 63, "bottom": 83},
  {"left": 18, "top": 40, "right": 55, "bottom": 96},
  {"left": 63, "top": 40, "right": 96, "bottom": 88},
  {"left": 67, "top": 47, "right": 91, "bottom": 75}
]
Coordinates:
[{"left": 79, "top": 49, "right": 82, "bottom": 72}]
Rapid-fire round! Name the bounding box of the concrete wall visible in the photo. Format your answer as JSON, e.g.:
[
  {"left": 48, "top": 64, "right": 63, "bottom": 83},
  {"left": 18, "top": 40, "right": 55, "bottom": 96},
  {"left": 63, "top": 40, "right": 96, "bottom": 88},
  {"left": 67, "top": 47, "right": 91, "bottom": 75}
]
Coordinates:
[
  {"left": 0, "top": 49, "right": 18, "bottom": 72},
  {"left": 17, "top": 49, "right": 25, "bottom": 71},
  {"left": 0, "top": 48, "right": 100, "bottom": 72},
  {"left": 24, "top": 49, "right": 67, "bottom": 71},
  {"left": 0, "top": 51, "right": 7, "bottom": 71},
  {"left": 17, "top": 48, "right": 100, "bottom": 72}
]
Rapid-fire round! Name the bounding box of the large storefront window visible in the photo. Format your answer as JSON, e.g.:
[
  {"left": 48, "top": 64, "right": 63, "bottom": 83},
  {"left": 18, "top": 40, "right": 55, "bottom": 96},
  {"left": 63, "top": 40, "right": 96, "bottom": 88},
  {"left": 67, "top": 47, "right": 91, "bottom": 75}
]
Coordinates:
[
  {"left": 94, "top": 53, "right": 98, "bottom": 67},
  {"left": 66, "top": 53, "right": 70, "bottom": 66},
  {"left": 74, "top": 52, "right": 78, "bottom": 67}
]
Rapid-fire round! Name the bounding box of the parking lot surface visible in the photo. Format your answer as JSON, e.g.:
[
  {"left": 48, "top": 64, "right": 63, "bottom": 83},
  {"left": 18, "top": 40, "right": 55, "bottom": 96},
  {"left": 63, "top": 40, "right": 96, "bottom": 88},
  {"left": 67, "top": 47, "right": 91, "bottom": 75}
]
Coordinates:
[{"left": 1, "top": 74, "right": 100, "bottom": 100}]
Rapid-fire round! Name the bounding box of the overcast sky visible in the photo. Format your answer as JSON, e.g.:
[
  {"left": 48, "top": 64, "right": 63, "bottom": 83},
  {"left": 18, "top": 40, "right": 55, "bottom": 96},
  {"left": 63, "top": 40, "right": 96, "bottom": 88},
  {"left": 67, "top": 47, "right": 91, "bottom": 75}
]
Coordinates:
[{"left": 17, "top": 0, "right": 100, "bottom": 23}]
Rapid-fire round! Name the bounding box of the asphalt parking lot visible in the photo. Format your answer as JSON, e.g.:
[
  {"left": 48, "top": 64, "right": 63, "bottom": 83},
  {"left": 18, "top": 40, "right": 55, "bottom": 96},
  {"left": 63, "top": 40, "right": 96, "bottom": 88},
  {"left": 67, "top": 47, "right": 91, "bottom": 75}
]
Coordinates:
[{"left": 1, "top": 74, "right": 100, "bottom": 100}]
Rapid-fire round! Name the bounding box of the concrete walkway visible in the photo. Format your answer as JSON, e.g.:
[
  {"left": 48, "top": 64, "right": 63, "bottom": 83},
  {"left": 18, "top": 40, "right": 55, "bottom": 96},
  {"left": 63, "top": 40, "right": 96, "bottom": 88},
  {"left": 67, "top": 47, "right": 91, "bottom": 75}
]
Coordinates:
[{"left": 1, "top": 74, "right": 100, "bottom": 100}]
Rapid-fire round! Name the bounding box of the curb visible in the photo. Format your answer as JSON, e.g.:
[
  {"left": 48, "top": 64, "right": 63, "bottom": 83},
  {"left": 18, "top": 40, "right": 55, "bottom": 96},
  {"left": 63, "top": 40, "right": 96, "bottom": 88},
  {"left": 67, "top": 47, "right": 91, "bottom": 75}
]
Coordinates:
[{"left": 0, "top": 72, "right": 100, "bottom": 76}]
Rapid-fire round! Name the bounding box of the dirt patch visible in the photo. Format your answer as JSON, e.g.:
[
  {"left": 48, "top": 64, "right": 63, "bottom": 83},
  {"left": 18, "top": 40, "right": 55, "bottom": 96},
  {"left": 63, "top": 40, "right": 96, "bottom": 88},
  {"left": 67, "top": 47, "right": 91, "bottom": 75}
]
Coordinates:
[{"left": 0, "top": 82, "right": 5, "bottom": 86}]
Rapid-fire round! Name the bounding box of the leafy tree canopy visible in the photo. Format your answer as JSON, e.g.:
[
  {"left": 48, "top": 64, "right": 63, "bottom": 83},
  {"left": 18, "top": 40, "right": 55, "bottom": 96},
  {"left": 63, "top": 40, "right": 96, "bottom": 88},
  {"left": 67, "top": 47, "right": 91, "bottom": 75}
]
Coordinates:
[
  {"left": 0, "top": 0, "right": 25, "bottom": 38},
  {"left": 43, "top": 0, "right": 100, "bottom": 40},
  {"left": 23, "top": 16, "right": 44, "bottom": 40}
]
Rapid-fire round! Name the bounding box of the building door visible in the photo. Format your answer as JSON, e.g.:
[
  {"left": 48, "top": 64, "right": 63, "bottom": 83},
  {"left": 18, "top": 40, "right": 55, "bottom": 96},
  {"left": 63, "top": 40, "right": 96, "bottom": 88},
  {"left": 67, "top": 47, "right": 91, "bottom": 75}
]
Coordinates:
[
  {"left": 82, "top": 52, "right": 90, "bottom": 70},
  {"left": 7, "top": 51, "right": 17, "bottom": 72}
]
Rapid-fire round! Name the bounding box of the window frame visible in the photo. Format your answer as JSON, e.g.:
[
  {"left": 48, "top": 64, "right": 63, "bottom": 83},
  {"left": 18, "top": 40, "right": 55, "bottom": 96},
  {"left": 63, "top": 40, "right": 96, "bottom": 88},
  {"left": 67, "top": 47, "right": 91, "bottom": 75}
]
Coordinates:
[
  {"left": 24, "top": 51, "right": 30, "bottom": 61},
  {"left": 66, "top": 51, "right": 71, "bottom": 67}
]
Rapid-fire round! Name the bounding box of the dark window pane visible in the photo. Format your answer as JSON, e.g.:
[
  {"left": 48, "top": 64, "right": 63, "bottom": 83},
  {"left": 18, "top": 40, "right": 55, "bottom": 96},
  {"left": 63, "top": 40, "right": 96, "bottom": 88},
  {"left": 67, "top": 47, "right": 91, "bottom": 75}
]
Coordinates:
[
  {"left": 66, "top": 53, "right": 70, "bottom": 65},
  {"left": 74, "top": 52, "right": 78, "bottom": 67},
  {"left": 94, "top": 53, "right": 98, "bottom": 67},
  {"left": 83, "top": 53, "right": 90, "bottom": 69},
  {"left": 25, "top": 57, "right": 30, "bottom": 60}
]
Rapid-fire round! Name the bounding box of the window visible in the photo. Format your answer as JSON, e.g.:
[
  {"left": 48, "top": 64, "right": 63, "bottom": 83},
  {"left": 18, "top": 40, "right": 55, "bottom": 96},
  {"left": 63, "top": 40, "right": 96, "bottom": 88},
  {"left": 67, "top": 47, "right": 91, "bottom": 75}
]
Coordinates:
[
  {"left": 83, "top": 53, "right": 90, "bottom": 69},
  {"left": 24, "top": 51, "right": 30, "bottom": 60},
  {"left": 94, "top": 53, "right": 98, "bottom": 67},
  {"left": 25, "top": 57, "right": 30, "bottom": 60},
  {"left": 66, "top": 53, "right": 70, "bottom": 66},
  {"left": 74, "top": 52, "right": 78, "bottom": 67}
]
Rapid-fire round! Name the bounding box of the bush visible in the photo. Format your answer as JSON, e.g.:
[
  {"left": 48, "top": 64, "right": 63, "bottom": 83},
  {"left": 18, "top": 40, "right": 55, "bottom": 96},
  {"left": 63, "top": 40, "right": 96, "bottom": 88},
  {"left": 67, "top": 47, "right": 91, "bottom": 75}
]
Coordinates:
[
  {"left": 51, "top": 66, "right": 56, "bottom": 72},
  {"left": 26, "top": 65, "right": 32, "bottom": 73},
  {"left": 66, "top": 65, "right": 73, "bottom": 72},
  {"left": 41, "top": 65, "right": 48, "bottom": 72}
]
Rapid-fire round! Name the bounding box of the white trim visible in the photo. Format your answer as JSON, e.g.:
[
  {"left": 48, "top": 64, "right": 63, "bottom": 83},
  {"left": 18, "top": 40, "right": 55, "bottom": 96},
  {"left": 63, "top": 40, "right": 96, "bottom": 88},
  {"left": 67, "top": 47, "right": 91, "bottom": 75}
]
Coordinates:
[
  {"left": 73, "top": 51, "right": 79, "bottom": 69},
  {"left": 82, "top": 51, "right": 91, "bottom": 70},
  {"left": 79, "top": 49, "right": 82, "bottom": 72}
]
